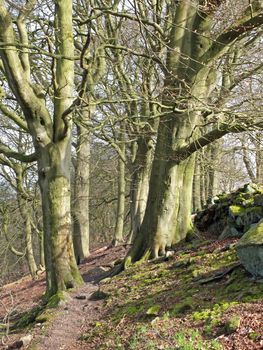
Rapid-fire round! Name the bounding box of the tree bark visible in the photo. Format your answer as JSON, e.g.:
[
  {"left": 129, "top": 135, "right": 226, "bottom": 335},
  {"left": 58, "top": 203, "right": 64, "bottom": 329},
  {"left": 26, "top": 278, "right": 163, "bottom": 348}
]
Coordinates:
[
  {"left": 129, "top": 137, "right": 154, "bottom": 243},
  {"left": 113, "top": 123, "right": 126, "bottom": 246},
  {"left": 18, "top": 196, "right": 38, "bottom": 280},
  {"left": 73, "top": 120, "right": 90, "bottom": 263},
  {"left": 39, "top": 161, "right": 82, "bottom": 294},
  {"left": 192, "top": 154, "right": 202, "bottom": 212},
  {"left": 255, "top": 132, "right": 263, "bottom": 183},
  {"left": 112, "top": 154, "right": 126, "bottom": 245}
]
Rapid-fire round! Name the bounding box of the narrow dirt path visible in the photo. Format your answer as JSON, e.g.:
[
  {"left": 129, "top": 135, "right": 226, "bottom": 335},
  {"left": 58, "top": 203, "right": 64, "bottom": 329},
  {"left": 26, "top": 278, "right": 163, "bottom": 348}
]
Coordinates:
[
  {"left": 1, "top": 245, "right": 126, "bottom": 350},
  {"left": 31, "top": 245, "right": 127, "bottom": 350},
  {"left": 34, "top": 283, "right": 101, "bottom": 350}
]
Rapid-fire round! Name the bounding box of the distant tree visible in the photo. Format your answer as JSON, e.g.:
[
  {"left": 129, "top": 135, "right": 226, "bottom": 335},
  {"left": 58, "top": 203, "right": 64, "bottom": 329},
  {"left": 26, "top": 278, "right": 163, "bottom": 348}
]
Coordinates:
[{"left": 239, "top": 132, "right": 263, "bottom": 184}]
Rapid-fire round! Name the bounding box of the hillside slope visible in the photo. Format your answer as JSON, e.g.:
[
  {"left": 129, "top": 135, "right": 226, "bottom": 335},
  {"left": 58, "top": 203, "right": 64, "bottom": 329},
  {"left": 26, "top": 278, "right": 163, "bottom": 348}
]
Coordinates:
[{"left": 1, "top": 238, "right": 263, "bottom": 350}]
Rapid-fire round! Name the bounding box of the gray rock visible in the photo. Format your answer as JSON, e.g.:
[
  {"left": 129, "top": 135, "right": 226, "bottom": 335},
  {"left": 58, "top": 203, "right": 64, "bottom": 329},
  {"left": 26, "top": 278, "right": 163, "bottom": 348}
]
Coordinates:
[
  {"left": 236, "top": 219, "right": 263, "bottom": 277},
  {"left": 254, "top": 194, "right": 263, "bottom": 206},
  {"left": 20, "top": 334, "right": 33, "bottom": 347},
  {"left": 242, "top": 183, "right": 257, "bottom": 194},
  {"left": 75, "top": 295, "right": 86, "bottom": 300},
  {"left": 212, "top": 196, "right": 220, "bottom": 204},
  {"left": 88, "top": 290, "right": 109, "bottom": 301},
  {"left": 219, "top": 226, "right": 241, "bottom": 240},
  {"left": 235, "top": 216, "right": 244, "bottom": 228}
]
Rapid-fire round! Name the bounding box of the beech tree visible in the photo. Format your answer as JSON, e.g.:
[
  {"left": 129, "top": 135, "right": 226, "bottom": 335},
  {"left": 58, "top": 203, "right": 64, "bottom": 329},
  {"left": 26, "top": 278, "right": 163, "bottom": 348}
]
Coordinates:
[
  {"left": 119, "top": 0, "right": 263, "bottom": 264},
  {"left": 0, "top": 0, "right": 82, "bottom": 296}
]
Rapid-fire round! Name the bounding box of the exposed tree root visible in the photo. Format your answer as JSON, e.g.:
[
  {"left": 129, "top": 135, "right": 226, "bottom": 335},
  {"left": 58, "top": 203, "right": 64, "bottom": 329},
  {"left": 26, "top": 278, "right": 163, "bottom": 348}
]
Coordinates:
[{"left": 196, "top": 262, "right": 241, "bottom": 285}]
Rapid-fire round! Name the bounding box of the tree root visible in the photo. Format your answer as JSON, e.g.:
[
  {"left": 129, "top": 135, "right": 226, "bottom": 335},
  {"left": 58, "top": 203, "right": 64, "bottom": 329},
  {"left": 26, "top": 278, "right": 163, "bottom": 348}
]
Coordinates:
[{"left": 196, "top": 262, "right": 241, "bottom": 284}]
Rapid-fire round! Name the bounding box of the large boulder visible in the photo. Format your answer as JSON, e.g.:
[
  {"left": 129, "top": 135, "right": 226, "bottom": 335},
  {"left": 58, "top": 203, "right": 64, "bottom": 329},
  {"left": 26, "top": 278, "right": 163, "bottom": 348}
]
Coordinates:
[{"left": 236, "top": 219, "right": 263, "bottom": 277}]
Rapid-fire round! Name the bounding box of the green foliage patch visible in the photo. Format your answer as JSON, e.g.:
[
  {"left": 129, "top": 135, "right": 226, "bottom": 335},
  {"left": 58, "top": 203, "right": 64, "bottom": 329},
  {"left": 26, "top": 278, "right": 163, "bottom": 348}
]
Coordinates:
[{"left": 81, "top": 238, "right": 263, "bottom": 349}]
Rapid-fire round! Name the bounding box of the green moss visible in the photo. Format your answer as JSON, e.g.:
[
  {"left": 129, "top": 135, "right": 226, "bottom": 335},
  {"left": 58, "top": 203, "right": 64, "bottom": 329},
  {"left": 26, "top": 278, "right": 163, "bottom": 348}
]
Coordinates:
[
  {"left": 77, "top": 233, "right": 263, "bottom": 349},
  {"left": 14, "top": 305, "right": 44, "bottom": 329},
  {"left": 170, "top": 297, "right": 193, "bottom": 316},
  {"left": 192, "top": 270, "right": 200, "bottom": 278},
  {"left": 237, "top": 219, "right": 263, "bottom": 245},
  {"left": 241, "top": 289, "right": 263, "bottom": 302},
  {"left": 218, "top": 193, "right": 231, "bottom": 201},
  {"left": 124, "top": 256, "right": 132, "bottom": 269},
  {"left": 192, "top": 302, "right": 238, "bottom": 336},
  {"left": 47, "top": 291, "right": 68, "bottom": 308},
  {"left": 224, "top": 316, "right": 241, "bottom": 334},
  {"left": 157, "top": 269, "right": 170, "bottom": 277},
  {"left": 225, "top": 275, "right": 247, "bottom": 293},
  {"left": 192, "top": 302, "right": 237, "bottom": 322},
  {"left": 35, "top": 309, "right": 55, "bottom": 323},
  {"left": 229, "top": 205, "right": 245, "bottom": 216},
  {"left": 146, "top": 305, "right": 160, "bottom": 316},
  {"left": 229, "top": 205, "right": 263, "bottom": 218},
  {"left": 172, "top": 258, "right": 192, "bottom": 269},
  {"left": 112, "top": 303, "right": 145, "bottom": 322},
  {"left": 71, "top": 269, "right": 84, "bottom": 286},
  {"left": 172, "top": 330, "right": 222, "bottom": 350},
  {"left": 248, "top": 331, "right": 260, "bottom": 340},
  {"left": 234, "top": 193, "right": 249, "bottom": 204},
  {"left": 242, "top": 197, "right": 255, "bottom": 206},
  {"left": 206, "top": 251, "right": 238, "bottom": 275}
]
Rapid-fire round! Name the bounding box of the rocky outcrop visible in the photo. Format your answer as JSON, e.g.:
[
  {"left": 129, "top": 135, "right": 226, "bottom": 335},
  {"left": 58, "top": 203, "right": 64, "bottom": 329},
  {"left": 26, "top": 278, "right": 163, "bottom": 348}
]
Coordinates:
[
  {"left": 194, "top": 183, "right": 263, "bottom": 239},
  {"left": 236, "top": 219, "right": 263, "bottom": 277}
]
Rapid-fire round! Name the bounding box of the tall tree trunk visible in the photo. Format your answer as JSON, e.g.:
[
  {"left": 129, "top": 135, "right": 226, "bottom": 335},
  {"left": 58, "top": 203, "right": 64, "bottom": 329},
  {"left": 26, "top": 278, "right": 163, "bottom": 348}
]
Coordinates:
[
  {"left": 73, "top": 119, "right": 90, "bottom": 263},
  {"left": 39, "top": 153, "right": 82, "bottom": 294},
  {"left": 255, "top": 132, "right": 263, "bottom": 183},
  {"left": 113, "top": 155, "right": 126, "bottom": 245},
  {"left": 192, "top": 153, "right": 202, "bottom": 212},
  {"left": 38, "top": 228, "right": 45, "bottom": 269},
  {"left": 129, "top": 137, "right": 154, "bottom": 243},
  {"left": 125, "top": 112, "right": 199, "bottom": 263},
  {"left": 24, "top": 215, "right": 38, "bottom": 279},
  {"left": 18, "top": 198, "right": 38, "bottom": 279},
  {"left": 208, "top": 142, "right": 219, "bottom": 199},
  {"left": 200, "top": 151, "right": 207, "bottom": 208},
  {"left": 113, "top": 124, "right": 126, "bottom": 246},
  {"left": 15, "top": 164, "right": 38, "bottom": 279}
]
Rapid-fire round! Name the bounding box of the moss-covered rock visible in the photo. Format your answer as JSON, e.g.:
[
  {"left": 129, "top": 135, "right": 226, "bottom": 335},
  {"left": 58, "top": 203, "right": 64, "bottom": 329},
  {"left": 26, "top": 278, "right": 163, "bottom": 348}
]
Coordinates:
[
  {"left": 236, "top": 219, "right": 263, "bottom": 277},
  {"left": 195, "top": 184, "right": 263, "bottom": 239},
  {"left": 219, "top": 226, "right": 241, "bottom": 240}
]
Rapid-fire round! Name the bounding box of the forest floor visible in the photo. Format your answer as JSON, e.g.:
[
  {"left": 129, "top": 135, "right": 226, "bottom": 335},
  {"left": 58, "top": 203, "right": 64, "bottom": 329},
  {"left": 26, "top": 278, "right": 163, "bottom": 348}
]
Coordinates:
[{"left": 0, "top": 237, "right": 263, "bottom": 350}]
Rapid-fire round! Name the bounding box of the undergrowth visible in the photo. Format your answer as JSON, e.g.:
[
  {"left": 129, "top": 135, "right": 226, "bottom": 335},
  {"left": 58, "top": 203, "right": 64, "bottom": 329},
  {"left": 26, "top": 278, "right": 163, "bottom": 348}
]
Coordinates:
[{"left": 80, "top": 239, "right": 263, "bottom": 349}]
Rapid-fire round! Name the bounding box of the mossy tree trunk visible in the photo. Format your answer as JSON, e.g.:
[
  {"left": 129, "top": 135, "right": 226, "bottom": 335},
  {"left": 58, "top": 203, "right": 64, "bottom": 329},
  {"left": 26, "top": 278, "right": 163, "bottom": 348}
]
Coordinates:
[
  {"left": 126, "top": 116, "right": 198, "bottom": 262},
  {"left": 129, "top": 136, "right": 154, "bottom": 243},
  {"left": 207, "top": 142, "right": 220, "bottom": 200},
  {"left": 0, "top": 0, "right": 83, "bottom": 296},
  {"left": 255, "top": 132, "right": 263, "bottom": 183},
  {"left": 193, "top": 153, "right": 202, "bottom": 213},
  {"left": 113, "top": 122, "right": 126, "bottom": 246},
  {"left": 16, "top": 167, "right": 38, "bottom": 280},
  {"left": 38, "top": 228, "right": 45, "bottom": 269},
  {"left": 200, "top": 150, "right": 207, "bottom": 208},
  {"left": 73, "top": 110, "right": 91, "bottom": 263}
]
